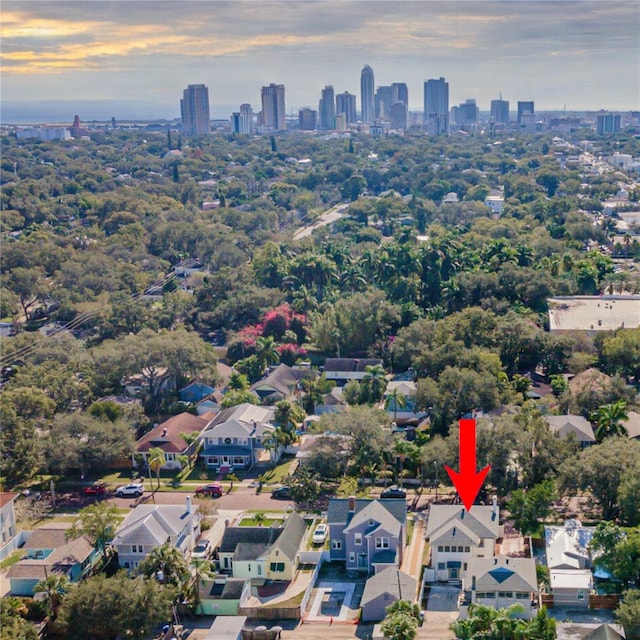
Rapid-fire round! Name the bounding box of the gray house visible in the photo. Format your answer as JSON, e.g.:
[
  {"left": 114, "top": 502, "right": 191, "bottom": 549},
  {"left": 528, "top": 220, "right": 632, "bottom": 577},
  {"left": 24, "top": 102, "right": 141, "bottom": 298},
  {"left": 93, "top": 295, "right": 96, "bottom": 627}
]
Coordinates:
[
  {"left": 361, "top": 567, "right": 417, "bottom": 621},
  {"left": 327, "top": 497, "right": 406, "bottom": 575}
]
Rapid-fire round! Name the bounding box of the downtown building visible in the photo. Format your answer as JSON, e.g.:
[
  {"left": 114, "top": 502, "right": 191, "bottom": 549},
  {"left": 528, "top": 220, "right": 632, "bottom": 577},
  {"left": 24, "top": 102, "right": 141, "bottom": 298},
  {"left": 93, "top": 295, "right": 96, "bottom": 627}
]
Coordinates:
[
  {"left": 261, "top": 84, "right": 286, "bottom": 131},
  {"left": 517, "top": 100, "right": 535, "bottom": 124},
  {"left": 231, "top": 103, "right": 254, "bottom": 134},
  {"left": 180, "top": 84, "right": 211, "bottom": 135},
  {"left": 336, "top": 91, "right": 357, "bottom": 125},
  {"left": 490, "top": 97, "right": 510, "bottom": 124},
  {"left": 319, "top": 85, "right": 336, "bottom": 130},
  {"left": 299, "top": 108, "right": 318, "bottom": 131},
  {"left": 361, "top": 65, "right": 375, "bottom": 124},
  {"left": 424, "top": 77, "right": 449, "bottom": 134}
]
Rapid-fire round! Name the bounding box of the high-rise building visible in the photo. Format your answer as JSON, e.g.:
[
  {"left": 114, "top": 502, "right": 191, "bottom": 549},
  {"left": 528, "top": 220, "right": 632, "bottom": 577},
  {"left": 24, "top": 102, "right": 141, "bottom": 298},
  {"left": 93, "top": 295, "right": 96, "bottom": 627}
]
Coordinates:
[
  {"left": 239, "top": 103, "right": 254, "bottom": 134},
  {"left": 596, "top": 113, "right": 621, "bottom": 135},
  {"left": 375, "top": 86, "right": 393, "bottom": 119},
  {"left": 361, "top": 65, "right": 375, "bottom": 123},
  {"left": 261, "top": 84, "right": 286, "bottom": 131},
  {"left": 231, "top": 112, "right": 241, "bottom": 133},
  {"left": 336, "top": 92, "right": 357, "bottom": 124},
  {"left": 424, "top": 77, "right": 449, "bottom": 134},
  {"left": 334, "top": 113, "right": 347, "bottom": 132},
  {"left": 391, "top": 83, "right": 409, "bottom": 107},
  {"left": 180, "top": 84, "right": 211, "bottom": 135},
  {"left": 319, "top": 85, "right": 336, "bottom": 130},
  {"left": 517, "top": 101, "right": 535, "bottom": 124},
  {"left": 457, "top": 99, "right": 479, "bottom": 128},
  {"left": 298, "top": 108, "right": 317, "bottom": 131},
  {"left": 389, "top": 102, "right": 408, "bottom": 131},
  {"left": 490, "top": 97, "right": 510, "bottom": 124}
]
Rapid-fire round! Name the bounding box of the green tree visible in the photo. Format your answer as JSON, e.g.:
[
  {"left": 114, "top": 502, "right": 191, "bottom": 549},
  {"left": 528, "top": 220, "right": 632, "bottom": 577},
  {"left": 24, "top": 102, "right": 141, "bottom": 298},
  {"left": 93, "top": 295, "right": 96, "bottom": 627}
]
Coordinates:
[
  {"left": 591, "top": 400, "right": 629, "bottom": 442},
  {"left": 137, "top": 542, "right": 190, "bottom": 586},
  {"left": 385, "top": 387, "right": 408, "bottom": 422},
  {"left": 0, "top": 597, "right": 39, "bottom": 640},
  {"left": 34, "top": 573, "right": 71, "bottom": 619},
  {"left": 507, "top": 480, "right": 558, "bottom": 536},
  {"left": 225, "top": 472, "right": 239, "bottom": 491},
  {"left": 591, "top": 522, "right": 640, "bottom": 588},
  {"left": 147, "top": 447, "right": 165, "bottom": 492},
  {"left": 180, "top": 558, "right": 216, "bottom": 614},
  {"left": 616, "top": 589, "right": 640, "bottom": 640},
  {"left": 285, "top": 465, "right": 320, "bottom": 507},
  {"left": 361, "top": 364, "right": 388, "bottom": 404},
  {"left": 66, "top": 502, "right": 121, "bottom": 563},
  {"left": 58, "top": 572, "right": 175, "bottom": 640},
  {"left": 220, "top": 388, "right": 260, "bottom": 408}
]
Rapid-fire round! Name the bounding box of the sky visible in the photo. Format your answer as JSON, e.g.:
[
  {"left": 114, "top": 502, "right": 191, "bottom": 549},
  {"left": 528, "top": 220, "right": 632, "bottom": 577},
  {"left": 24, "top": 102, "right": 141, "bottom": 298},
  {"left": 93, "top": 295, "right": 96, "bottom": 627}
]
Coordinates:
[{"left": 1, "top": 0, "right": 639, "bottom": 122}]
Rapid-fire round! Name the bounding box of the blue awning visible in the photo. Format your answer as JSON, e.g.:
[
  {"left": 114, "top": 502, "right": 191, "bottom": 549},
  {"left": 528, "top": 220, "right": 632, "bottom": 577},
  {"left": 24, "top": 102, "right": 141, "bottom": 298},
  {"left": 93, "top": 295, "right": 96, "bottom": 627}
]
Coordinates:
[{"left": 447, "top": 561, "right": 462, "bottom": 568}]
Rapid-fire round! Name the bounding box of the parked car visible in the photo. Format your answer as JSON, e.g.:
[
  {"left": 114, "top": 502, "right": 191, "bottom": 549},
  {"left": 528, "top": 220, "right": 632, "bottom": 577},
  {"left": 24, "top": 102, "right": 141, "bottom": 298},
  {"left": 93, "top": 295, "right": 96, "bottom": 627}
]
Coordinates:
[
  {"left": 381, "top": 486, "right": 406, "bottom": 499},
  {"left": 191, "top": 539, "right": 211, "bottom": 560},
  {"left": 271, "top": 486, "right": 292, "bottom": 499},
  {"left": 312, "top": 524, "right": 328, "bottom": 544},
  {"left": 115, "top": 482, "right": 144, "bottom": 498},
  {"left": 83, "top": 483, "right": 106, "bottom": 496},
  {"left": 194, "top": 483, "right": 223, "bottom": 498}
]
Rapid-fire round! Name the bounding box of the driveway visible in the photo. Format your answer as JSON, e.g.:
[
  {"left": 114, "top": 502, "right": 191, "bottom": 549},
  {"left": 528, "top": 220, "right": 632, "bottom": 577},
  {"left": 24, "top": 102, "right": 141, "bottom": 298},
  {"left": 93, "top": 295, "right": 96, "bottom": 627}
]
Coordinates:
[{"left": 425, "top": 585, "right": 460, "bottom": 612}]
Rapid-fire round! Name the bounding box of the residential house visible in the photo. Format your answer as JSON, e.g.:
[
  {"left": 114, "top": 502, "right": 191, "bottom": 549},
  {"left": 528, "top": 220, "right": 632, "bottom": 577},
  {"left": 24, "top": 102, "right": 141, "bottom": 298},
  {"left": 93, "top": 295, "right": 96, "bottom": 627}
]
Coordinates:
[
  {"left": 112, "top": 497, "right": 200, "bottom": 571},
  {"left": 179, "top": 381, "right": 215, "bottom": 404},
  {"left": 425, "top": 504, "right": 501, "bottom": 582},
  {"left": 384, "top": 381, "right": 427, "bottom": 425},
  {"left": 556, "top": 623, "right": 626, "bottom": 640},
  {"left": 218, "top": 512, "right": 307, "bottom": 581},
  {"left": 545, "top": 520, "right": 595, "bottom": 607},
  {"left": 250, "top": 364, "right": 308, "bottom": 403},
  {"left": 461, "top": 555, "right": 538, "bottom": 619},
  {"left": 7, "top": 523, "right": 100, "bottom": 596},
  {"left": 136, "top": 412, "right": 210, "bottom": 470},
  {"left": 622, "top": 411, "right": 640, "bottom": 440},
  {"left": 544, "top": 415, "right": 595, "bottom": 447},
  {"left": 198, "top": 403, "right": 275, "bottom": 471},
  {"left": 323, "top": 358, "right": 384, "bottom": 385},
  {"left": 360, "top": 567, "right": 417, "bottom": 621},
  {"left": 327, "top": 497, "right": 407, "bottom": 575},
  {"left": 0, "top": 492, "right": 18, "bottom": 544},
  {"left": 315, "top": 387, "right": 346, "bottom": 415}
]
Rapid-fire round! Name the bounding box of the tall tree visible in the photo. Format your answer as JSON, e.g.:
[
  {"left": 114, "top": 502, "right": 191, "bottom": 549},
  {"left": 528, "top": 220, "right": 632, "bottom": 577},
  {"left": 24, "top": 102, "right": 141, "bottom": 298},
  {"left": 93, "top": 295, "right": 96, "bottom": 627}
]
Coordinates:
[
  {"left": 34, "top": 573, "right": 71, "bottom": 620},
  {"left": 147, "top": 447, "right": 166, "bottom": 492},
  {"left": 137, "top": 542, "right": 190, "bottom": 587},
  {"left": 591, "top": 400, "right": 629, "bottom": 442},
  {"left": 66, "top": 502, "right": 121, "bottom": 563}
]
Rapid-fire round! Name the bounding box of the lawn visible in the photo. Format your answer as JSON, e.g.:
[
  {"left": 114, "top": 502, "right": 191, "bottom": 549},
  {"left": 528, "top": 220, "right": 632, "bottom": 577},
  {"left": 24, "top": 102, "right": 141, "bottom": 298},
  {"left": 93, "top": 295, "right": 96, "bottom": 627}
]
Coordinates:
[
  {"left": 0, "top": 550, "right": 24, "bottom": 570},
  {"left": 256, "top": 458, "right": 296, "bottom": 486},
  {"left": 238, "top": 515, "right": 284, "bottom": 527}
]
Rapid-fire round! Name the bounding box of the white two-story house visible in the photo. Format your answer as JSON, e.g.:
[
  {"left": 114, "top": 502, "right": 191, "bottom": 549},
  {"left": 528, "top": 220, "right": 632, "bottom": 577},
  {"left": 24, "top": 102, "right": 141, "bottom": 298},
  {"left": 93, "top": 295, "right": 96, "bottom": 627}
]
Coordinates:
[{"left": 425, "top": 504, "right": 501, "bottom": 582}]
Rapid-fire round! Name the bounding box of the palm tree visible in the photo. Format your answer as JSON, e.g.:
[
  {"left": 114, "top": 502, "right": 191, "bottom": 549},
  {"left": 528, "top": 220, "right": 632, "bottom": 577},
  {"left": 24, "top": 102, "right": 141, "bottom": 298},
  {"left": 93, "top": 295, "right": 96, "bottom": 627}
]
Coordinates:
[
  {"left": 253, "top": 512, "right": 266, "bottom": 526},
  {"left": 391, "top": 437, "right": 418, "bottom": 487},
  {"left": 34, "top": 573, "right": 71, "bottom": 620},
  {"left": 147, "top": 447, "right": 165, "bottom": 492},
  {"left": 362, "top": 364, "right": 388, "bottom": 404},
  {"left": 385, "top": 388, "right": 408, "bottom": 422},
  {"left": 180, "top": 558, "right": 216, "bottom": 614},
  {"left": 591, "top": 400, "right": 628, "bottom": 442},
  {"left": 255, "top": 336, "right": 280, "bottom": 369},
  {"left": 225, "top": 472, "right": 239, "bottom": 492},
  {"left": 137, "top": 542, "right": 190, "bottom": 586}
]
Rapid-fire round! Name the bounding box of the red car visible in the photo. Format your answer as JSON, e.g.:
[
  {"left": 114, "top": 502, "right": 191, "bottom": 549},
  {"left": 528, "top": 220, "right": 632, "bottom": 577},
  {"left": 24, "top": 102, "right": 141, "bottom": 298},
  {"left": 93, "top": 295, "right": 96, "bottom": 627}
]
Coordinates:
[
  {"left": 83, "top": 483, "right": 107, "bottom": 496},
  {"left": 194, "top": 483, "right": 223, "bottom": 498}
]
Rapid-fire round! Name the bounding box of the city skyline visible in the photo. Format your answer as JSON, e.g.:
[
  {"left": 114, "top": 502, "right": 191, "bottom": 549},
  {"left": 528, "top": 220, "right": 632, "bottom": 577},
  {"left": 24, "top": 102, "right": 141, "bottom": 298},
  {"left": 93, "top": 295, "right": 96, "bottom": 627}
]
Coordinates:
[{"left": 2, "top": 1, "right": 639, "bottom": 123}]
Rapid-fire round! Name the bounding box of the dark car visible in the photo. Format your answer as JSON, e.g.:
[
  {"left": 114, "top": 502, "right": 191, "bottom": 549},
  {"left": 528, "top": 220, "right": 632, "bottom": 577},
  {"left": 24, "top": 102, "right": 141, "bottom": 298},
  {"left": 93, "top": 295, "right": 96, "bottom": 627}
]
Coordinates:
[
  {"left": 271, "top": 486, "right": 292, "bottom": 499},
  {"left": 195, "top": 483, "right": 223, "bottom": 498},
  {"left": 381, "top": 486, "right": 407, "bottom": 499},
  {"left": 83, "top": 483, "right": 107, "bottom": 496}
]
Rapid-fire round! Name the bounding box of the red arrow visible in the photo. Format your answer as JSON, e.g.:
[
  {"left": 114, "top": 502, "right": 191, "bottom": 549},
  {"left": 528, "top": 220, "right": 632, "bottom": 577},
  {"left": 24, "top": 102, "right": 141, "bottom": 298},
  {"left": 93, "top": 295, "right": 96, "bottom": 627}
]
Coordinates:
[{"left": 444, "top": 418, "right": 490, "bottom": 511}]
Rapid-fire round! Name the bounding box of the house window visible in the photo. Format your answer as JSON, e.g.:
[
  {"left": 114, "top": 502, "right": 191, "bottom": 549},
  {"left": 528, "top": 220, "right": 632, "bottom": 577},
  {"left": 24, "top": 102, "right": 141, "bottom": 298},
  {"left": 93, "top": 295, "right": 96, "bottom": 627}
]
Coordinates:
[
  {"left": 375, "top": 537, "right": 389, "bottom": 549},
  {"left": 123, "top": 561, "right": 130, "bottom": 569},
  {"left": 577, "top": 590, "right": 585, "bottom": 600},
  {"left": 465, "top": 546, "right": 470, "bottom": 552},
  {"left": 331, "top": 540, "right": 342, "bottom": 550},
  {"left": 438, "top": 546, "right": 444, "bottom": 552},
  {"left": 207, "top": 456, "right": 218, "bottom": 465},
  {"left": 258, "top": 565, "right": 262, "bottom": 576},
  {"left": 131, "top": 545, "right": 143, "bottom": 553},
  {"left": 463, "top": 563, "right": 467, "bottom": 571},
  {"left": 516, "top": 592, "right": 528, "bottom": 600},
  {"left": 223, "top": 557, "right": 229, "bottom": 569},
  {"left": 247, "top": 564, "right": 251, "bottom": 572},
  {"left": 349, "top": 552, "right": 355, "bottom": 563},
  {"left": 165, "top": 453, "right": 175, "bottom": 461},
  {"left": 498, "top": 592, "right": 513, "bottom": 599},
  {"left": 444, "top": 546, "right": 450, "bottom": 552},
  {"left": 438, "top": 563, "right": 445, "bottom": 570},
  {"left": 458, "top": 546, "right": 464, "bottom": 552},
  {"left": 482, "top": 592, "right": 495, "bottom": 599},
  {"left": 233, "top": 457, "right": 244, "bottom": 465},
  {"left": 270, "top": 562, "right": 285, "bottom": 572},
  {"left": 355, "top": 534, "right": 362, "bottom": 545}
]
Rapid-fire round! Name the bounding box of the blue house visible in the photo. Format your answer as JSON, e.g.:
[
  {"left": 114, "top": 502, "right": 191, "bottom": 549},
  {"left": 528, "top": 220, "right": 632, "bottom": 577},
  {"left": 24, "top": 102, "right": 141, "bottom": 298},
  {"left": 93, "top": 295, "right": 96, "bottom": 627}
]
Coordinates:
[
  {"left": 179, "top": 381, "right": 215, "bottom": 404},
  {"left": 327, "top": 497, "right": 407, "bottom": 575},
  {"left": 7, "top": 523, "right": 100, "bottom": 596}
]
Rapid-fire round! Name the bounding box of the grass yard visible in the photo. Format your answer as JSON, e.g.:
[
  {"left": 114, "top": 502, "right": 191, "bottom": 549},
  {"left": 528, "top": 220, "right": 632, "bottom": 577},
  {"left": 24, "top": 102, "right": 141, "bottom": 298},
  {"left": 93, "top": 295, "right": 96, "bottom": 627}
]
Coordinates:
[
  {"left": 0, "top": 550, "right": 24, "bottom": 570},
  {"left": 257, "top": 458, "right": 296, "bottom": 486}
]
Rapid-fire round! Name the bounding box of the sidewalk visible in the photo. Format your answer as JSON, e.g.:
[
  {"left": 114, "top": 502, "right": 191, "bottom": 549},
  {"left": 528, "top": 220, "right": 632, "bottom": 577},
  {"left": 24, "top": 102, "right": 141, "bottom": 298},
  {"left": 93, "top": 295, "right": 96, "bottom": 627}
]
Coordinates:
[{"left": 401, "top": 516, "right": 425, "bottom": 582}]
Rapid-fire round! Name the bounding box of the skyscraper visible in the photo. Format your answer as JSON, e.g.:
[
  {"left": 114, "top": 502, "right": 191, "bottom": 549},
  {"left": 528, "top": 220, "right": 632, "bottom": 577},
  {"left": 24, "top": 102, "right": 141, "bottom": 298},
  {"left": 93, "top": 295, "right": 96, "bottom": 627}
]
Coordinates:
[
  {"left": 360, "top": 65, "right": 375, "bottom": 123},
  {"left": 261, "top": 84, "right": 286, "bottom": 131},
  {"left": 423, "top": 77, "right": 449, "bottom": 134},
  {"left": 180, "top": 84, "right": 211, "bottom": 135},
  {"left": 319, "top": 85, "right": 336, "bottom": 130},
  {"left": 391, "top": 83, "right": 409, "bottom": 107},
  {"left": 375, "top": 86, "right": 393, "bottom": 119},
  {"left": 239, "top": 103, "right": 254, "bottom": 134},
  {"left": 299, "top": 108, "right": 317, "bottom": 131},
  {"left": 336, "top": 92, "right": 357, "bottom": 124},
  {"left": 456, "top": 99, "right": 479, "bottom": 129},
  {"left": 517, "top": 101, "right": 535, "bottom": 124},
  {"left": 596, "top": 113, "right": 621, "bottom": 135},
  {"left": 490, "top": 97, "right": 510, "bottom": 124},
  {"left": 389, "top": 102, "right": 408, "bottom": 131}
]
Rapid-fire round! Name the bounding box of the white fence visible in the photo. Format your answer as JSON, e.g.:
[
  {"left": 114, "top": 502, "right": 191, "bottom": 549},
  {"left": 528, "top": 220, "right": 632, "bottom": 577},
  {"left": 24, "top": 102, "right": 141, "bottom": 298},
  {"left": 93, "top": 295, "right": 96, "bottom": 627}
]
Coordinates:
[{"left": 299, "top": 550, "right": 330, "bottom": 617}]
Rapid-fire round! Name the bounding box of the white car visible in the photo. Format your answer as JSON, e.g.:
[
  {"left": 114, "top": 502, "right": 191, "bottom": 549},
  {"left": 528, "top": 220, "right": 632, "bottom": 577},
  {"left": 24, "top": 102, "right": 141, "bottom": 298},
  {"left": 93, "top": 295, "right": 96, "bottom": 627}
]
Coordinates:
[
  {"left": 115, "top": 482, "right": 144, "bottom": 498},
  {"left": 191, "top": 539, "right": 211, "bottom": 560},
  {"left": 312, "top": 524, "right": 328, "bottom": 545}
]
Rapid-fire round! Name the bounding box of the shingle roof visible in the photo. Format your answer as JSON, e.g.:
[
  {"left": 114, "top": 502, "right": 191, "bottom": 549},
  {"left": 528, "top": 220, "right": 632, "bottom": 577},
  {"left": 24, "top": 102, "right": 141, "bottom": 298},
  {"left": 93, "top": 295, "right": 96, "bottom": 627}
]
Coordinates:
[
  {"left": 137, "top": 412, "right": 209, "bottom": 454},
  {"left": 0, "top": 492, "right": 19, "bottom": 508},
  {"left": 545, "top": 524, "right": 594, "bottom": 570},
  {"left": 324, "top": 358, "right": 383, "bottom": 372},
  {"left": 622, "top": 411, "right": 640, "bottom": 439},
  {"left": 327, "top": 498, "right": 406, "bottom": 528},
  {"left": 585, "top": 624, "right": 626, "bottom": 640},
  {"left": 467, "top": 555, "right": 537, "bottom": 593},
  {"left": 199, "top": 404, "right": 274, "bottom": 439},
  {"left": 267, "top": 512, "right": 306, "bottom": 561},
  {"left": 235, "top": 542, "right": 271, "bottom": 561},
  {"left": 250, "top": 364, "right": 308, "bottom": 397},
  {"left": 545, "top": 415, "right": 595, "bottom": 443},
  {"left": 361, "top": 567, "right": 416, "bottom": 605},
  {"left": 219, "top": 526, "right": 282, "bottom": 554},
  {"left": 113, "top": 503, "right": 197, "bottom": 547},
  {"left": 25, "top": 523, "right": 71, "bottom": 550},
  {"left": 425, "top": 505, "right": 500, "bottom": 541},
  {"left": 345, "top": 500, "right": 403, "bottom": 537}
]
